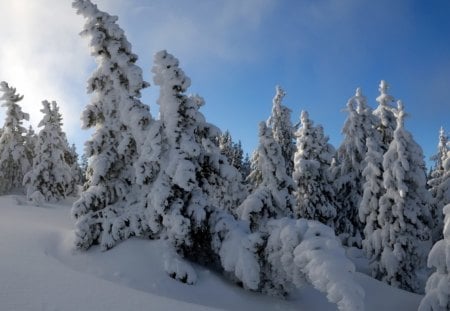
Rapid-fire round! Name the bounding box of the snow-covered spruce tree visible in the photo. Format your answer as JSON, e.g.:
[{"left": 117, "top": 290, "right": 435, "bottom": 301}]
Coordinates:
[
  {"left": 292, "top": 110, "right": 337, "bottom": 228},
  {"left": 136, "top": 50, "right": 245, "bottom": 265},
  {"left": 66, "top": 144, "right": 83, "bottom": 196},
  {"left": 236, "top": 122, "right": 295, "bottom": 231},
  {"left": 23, "top": 101, "right": 72, "bottom": 204},
  {"left": 24, "top": 125, "right": 37, "bottom": 166},
  {"left": 218, "top": 130, "right": 246, "bottom": 174},
  {"left": 428, "top": 128, "right": 449, "bottom": 243},
  {"left": 359, "top": 136, "right": 385, "bottom": 266},
  {"left": 266, "top": 85, "right": 295, "bottom": 176},
  {"left": 376, "top": 101, "right": 432, "bottom": 293},
  {"left": 334, "top": 88, "right": 379, "bottom": 247},
  {"left": 419, "top": 203, "right": 450, "bottom": 311},
  {"left": 0, "top": 81, "right": 31, "bottom": 195},
  {"left": 71, "top": 0, "right": 152, "bottom": 250},
  {"left": 373, "top": 80, "right": 397, "bottom": 150}
]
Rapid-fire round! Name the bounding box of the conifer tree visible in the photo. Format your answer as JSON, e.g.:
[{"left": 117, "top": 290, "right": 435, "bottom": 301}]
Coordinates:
[
  {"left": 66, "top": 144, "right": 83, "bottom": 195},
  {"left": 419, "top": 203, "right": 450, "bottom": 311},
  {"left": 218, "top": 130, "right": 246, "bottom": 175},
  {"left": 0, "top": 81, "right": 31, "bottom": 194},
  {"left": 23, "top": 101, "right": 72, "bottom": 204},
  {"left": 266, "top": 85, "right": 295, "bottom": 176},
  {"left": 376, "top": 101, "right": 432, "bottom": 293},
  {"left": 71, "top": 0, "right": 152, "bottom": 250},
  {"left": 292, "top": 111, "right": 336, "bottom": 227},
  {"left": 359, "top": 134, "right": 385, "bottom": 266},
  {"left": 24, "top": 125, "right": 37, "bottom": 166},
  {"left": 334, "top": 89, "right": 370, "bottom": 246},
  {"left": 237, "top": 122, "right": 295, "bottom": 231},
  {"left": 136, "top": 50, "right": 245, "bottom": 260},
  {"left": 373, "top": 80, "right": 397, "bottom": 150},
  {"left": 428, "top": 127, "right": 449, "bottom": 243}
]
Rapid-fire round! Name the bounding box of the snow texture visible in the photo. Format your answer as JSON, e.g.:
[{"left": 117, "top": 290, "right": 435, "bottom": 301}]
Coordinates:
[{"left": 0, "top": 195, "right": 423, "bottom": 311}]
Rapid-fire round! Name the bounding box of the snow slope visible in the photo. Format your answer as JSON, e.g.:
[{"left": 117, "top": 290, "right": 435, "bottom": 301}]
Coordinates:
[{"left": 0, "top": 195, "right": 423, "bottom": 311}]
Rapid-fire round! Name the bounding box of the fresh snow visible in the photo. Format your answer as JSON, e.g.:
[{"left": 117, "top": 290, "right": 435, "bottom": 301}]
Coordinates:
[{"left": 0, "top": 195, "right": 423, "bottom": 311}]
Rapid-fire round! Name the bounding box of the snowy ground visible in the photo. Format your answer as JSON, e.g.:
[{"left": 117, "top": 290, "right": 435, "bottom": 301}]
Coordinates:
[{"left": 0, "top": 195, "right": 423, "bottom": 311}]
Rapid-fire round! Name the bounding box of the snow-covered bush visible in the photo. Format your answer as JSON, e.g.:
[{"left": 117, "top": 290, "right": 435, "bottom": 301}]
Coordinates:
[
  {"left": 71, "top": 0, "right": 152, "bottom": 250},
  {"left": 0, "top": 81, "right": 31, "bottom": 194},
  {"left": 23, "top": 101, "right": 72, "bottom": 203},
  {"left": 419, "top": 203, "right": 450, "bottom": 311},
  {"left": 210, "top": 210, "right": 365, "bottom": 311}
]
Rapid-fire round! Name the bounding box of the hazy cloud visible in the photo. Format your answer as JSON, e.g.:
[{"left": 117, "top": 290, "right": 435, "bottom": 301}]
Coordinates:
[{"left": 0, "top": 0, "right": 91, "bottom": 147}]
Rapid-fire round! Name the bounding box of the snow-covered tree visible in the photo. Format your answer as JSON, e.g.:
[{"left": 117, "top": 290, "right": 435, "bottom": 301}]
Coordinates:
[
  {"left": 292, "top": 111, "right": 337, "bottom": 227},
  {"left": 266, "top": 85, "right": 295, "bottom": 176},
  {"left": 359, "top": 136, "right": 385, "bottom": 264},
  {"left": 428, "top": 128, "right": 450, "bottom": 243},
  {"left": 236, "top": 122, "right": 295, "bottom": 231},
  {"left": 136, "top": 50, "right": 245, "bottom": 261},
  {"left": 375, "top": 101, "right": 432, "bottom": 293},
  {"left": 71, "top": 0, "right": 152, "bottom": 250},
  {"left": 373, "top": 80, "right": 397, "bottom": 150},
  {"left": 24, "top": 125, "right": 37, "bottom": 165},
  {"left": 334, "top": 88, "right": 379, "bottom": 246},
  {"left": 218, "top": 130, "right": 246, "bottom": 176},
  {"left": 0, "top": 81, "right": 31, "bottom": 194},
  {"left": 246, "top": 149, "right": 262, "bottom": 190},
  {"left": 419, "top": 203, "right": 450, "bottom": 311},
  {"left": 23, "top": 101, "right": 72, "bottom": 204},
  {"left": 66, "top": 144, "right": 83, "bottom": 196}
]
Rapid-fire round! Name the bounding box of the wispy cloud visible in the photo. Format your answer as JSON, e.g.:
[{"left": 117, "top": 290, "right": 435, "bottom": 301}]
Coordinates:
[{"left": 98, "top": 0, "right": 276, "bottom": 63}]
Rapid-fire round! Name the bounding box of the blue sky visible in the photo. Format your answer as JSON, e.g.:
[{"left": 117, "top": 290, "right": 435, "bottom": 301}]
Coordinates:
[{"left": 0, "top": 0, "right": 449, "bottom": 166}]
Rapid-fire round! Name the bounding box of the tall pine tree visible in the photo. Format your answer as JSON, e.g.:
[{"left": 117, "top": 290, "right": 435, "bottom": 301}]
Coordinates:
[
  {"left": 237, "top": 122, "right": 295, "bottom": 231},
  {"left": 0, "top": 81, "right": 31, "bottom": 194},
  {"left": 71, "top": 0, "right": 152, "bottom": 250},
  {"left": 292, "top": 111, "right": 336, "bottom": 227},
  {"left": 334, "top": 88, "right": 376, "bottom": 246},
  {"left": 428, "top": 127, "right": 449, "bottom": 243},
  {"left": 419, "top": 201, "right": 450, "bottom": 311},
  {"left": 23, "top": 101, "right": 72, "bottom": 204},
  {"left": 266, "top": 85, "right": 295, "bottom": 176},
  {"left": 373, "top": 80, "right": 397, "bottom": 150},
  {"left": 376, "top": 101, "right": 432, "bottom": 293},
  {"left": 136, "top": 50, "right": 245, "bottom": 261}
]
